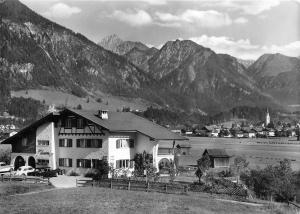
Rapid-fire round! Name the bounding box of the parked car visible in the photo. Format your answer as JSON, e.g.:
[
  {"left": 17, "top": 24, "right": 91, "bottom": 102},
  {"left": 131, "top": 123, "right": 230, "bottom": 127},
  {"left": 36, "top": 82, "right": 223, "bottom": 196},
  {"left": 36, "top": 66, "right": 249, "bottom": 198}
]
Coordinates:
[
  {"left": 27, "top": 167, "right": 58, "bottom": 178},
  {"left": 15, "top": 166, "right": 35, "bottom": 176},
  {"left": 0, "top": 162, "right": 13, "bottom": 173}
]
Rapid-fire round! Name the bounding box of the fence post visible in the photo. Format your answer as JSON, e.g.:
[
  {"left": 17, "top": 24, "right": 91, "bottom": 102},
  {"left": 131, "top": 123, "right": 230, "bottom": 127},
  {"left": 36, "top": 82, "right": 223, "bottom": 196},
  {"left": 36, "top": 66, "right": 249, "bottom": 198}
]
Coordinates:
[
  {"left": 165, "top": 184, "right": 167, "bottom": 193},
  {"left": 128, "top": 181, "right": 130, "bottom": 190}
]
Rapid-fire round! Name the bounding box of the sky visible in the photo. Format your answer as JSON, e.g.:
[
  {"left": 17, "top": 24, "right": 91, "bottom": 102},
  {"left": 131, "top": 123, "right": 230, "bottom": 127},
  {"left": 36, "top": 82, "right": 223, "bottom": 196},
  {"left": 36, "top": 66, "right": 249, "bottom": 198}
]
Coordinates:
[{"left": 19, "top": 0, "right": 300, "bottom": 60}]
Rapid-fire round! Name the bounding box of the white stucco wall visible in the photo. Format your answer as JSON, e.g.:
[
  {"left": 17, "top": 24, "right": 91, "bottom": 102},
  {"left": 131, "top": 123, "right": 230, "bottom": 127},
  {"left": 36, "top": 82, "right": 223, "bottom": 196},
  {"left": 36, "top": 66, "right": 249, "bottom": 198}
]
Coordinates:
[
  {"left": 108, "top": 132, "right": 136, "bottom": 168},
  {"left": 36, "top": 122, "right": 56, "bottom": 169}
]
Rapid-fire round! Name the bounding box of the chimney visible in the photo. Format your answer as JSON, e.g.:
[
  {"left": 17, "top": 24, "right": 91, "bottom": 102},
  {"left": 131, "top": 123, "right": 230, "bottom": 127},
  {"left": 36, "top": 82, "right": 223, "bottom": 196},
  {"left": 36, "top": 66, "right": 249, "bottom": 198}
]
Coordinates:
[{"left": 98, "top": 110, "right": 108, "bottom": 119}]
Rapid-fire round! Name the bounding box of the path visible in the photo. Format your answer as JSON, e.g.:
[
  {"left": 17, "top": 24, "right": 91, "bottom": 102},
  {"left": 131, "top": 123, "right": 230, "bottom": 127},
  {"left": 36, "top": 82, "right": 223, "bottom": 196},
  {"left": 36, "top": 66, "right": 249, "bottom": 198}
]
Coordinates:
[
  {"left": 216, "top": 198, "right": 264, "bottom": 207},
  {"left": 49, "top": 175, "right": 91, "bottom": 188}
]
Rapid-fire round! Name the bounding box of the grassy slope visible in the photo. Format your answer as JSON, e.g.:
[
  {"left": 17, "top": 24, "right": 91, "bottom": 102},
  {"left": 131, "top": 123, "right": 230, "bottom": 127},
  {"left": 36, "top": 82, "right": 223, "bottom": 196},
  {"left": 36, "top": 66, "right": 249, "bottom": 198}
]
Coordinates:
[
  {"left": 11, "top": 89, "right": 159, "bottom": 112},
  {"left": 0, "top": 187, "right": 282, "bottom": 214}
]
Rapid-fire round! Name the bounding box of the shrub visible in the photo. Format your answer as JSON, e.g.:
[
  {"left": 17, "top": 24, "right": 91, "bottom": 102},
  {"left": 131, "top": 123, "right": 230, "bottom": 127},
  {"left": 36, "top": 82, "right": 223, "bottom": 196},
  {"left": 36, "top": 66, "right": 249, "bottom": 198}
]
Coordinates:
[
  {"left": 85, "top": 158, "right": 109, "bottom": 180},
  {"left": 69, "top": 171, "right": 79, "bottom": 176},
  {"left": 133, "top": 151, "right": 153, "bottom": 176}
]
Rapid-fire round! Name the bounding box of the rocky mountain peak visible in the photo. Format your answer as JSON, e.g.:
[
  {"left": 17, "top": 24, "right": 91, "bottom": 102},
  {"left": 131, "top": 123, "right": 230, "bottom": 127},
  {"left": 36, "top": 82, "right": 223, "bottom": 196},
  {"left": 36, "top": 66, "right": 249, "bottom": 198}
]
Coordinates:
[
  {"left": 98, "top": 34, "right": 124, "bottom": 53},
  {"left": 98, "top": 34, "right": 150, "bottom": 55},
  {"left": 248, "top": 53, "right": 300, "bottom": 77}
]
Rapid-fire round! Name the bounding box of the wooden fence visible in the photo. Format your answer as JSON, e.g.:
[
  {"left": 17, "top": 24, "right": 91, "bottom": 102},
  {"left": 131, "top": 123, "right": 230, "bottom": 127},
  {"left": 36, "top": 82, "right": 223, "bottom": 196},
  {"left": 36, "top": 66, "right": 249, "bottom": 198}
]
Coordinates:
[
  {"left": 75, "top": 177, "right": 248, "bottom": 199},
  {"left": 0, "top": 174, "right": 50, "bottom": 185},
  {"left": 76, "top": 178, "right": 189, "bottom": 195}
]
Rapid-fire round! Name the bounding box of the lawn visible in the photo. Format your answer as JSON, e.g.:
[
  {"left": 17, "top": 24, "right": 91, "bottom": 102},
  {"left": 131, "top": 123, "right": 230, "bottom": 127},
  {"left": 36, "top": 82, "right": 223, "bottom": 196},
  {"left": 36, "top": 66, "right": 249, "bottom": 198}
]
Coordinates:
[
  {"left": 0, "top": 182, "right": 52, "bottom": 197},
  {"left": 0, "top": 187, "right": 297, "bottom": 214}
]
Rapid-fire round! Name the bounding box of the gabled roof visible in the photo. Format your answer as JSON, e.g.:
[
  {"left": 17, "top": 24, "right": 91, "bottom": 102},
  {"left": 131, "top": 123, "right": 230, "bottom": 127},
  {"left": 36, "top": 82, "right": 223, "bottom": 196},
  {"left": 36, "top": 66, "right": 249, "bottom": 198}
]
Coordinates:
[
  {"left": 1, "top": 109, "right": 187, "bottom": 144},
  {"left": 60, "top": 109, "right": 187, "bottom": 141},
  {"left": 203, "top": 149, "right": 230, "bottom": 158},
  {"left": 1, "top": 113, "right": 59, "bottom": 144}
]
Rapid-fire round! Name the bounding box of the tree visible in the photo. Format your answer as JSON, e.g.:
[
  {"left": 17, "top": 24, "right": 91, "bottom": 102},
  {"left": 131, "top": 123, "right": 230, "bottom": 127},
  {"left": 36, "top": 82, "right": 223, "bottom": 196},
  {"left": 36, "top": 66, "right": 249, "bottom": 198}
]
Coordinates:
[
  {"left": 0, "top": 149, "right": 10, "bottom": 164},
  {"left": 231, "top": 156, "right": 249, "bottom": 183},
  {"left": 76, "top": 104, "right": 82, "bottom": 110},
  {"left": 133, "top": 151, "right": 153, "bottom": 176},
  {"left": 195, "top": 153, "right": 211, "bottom": 183},
  {"left": 241, "top": 159, "right": 295, "bottom": 202}
]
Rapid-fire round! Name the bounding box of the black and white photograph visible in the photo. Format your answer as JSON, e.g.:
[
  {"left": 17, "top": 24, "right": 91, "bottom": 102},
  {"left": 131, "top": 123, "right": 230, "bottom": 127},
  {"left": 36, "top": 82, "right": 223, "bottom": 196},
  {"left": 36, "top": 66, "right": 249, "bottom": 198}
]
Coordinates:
[{"left": 0, "top": 0, "right": 300, "bottom": 213}]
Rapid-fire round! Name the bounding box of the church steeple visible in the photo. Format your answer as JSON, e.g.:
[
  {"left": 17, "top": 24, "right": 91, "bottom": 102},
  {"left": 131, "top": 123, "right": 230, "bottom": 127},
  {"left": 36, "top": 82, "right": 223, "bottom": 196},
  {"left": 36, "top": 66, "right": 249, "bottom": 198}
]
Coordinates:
[{"left": 265, "top": 108, "right": 270, "bottom": 126}]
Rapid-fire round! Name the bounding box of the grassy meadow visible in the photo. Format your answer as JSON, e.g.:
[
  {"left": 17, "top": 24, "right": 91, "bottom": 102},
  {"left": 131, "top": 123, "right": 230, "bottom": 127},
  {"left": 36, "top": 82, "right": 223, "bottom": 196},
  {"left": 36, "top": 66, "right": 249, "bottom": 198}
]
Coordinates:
[
  {"left": 180, "top": 137, "right": 300, "bottom": 171},
  {"left": 11, "top": 89, "right": 155, "bottom": 112},
  {"left": 0, "top": 187, "right": 297, "bottom": 214}
]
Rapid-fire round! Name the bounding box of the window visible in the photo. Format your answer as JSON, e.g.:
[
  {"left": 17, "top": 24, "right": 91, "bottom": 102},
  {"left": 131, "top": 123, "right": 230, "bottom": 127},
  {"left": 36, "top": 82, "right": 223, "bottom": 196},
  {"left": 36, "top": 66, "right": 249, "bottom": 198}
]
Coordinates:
[
  {"left": 76, "top": 139, "right": 102, "bottom": 148},
  {"left": 129, "top": 139, "right": 134, "bottom": 148},
  {"left": 116, "top": 159, "right": 134, "bottom": 169},
  {"left": 37, "top": 159, "right": 49, "bottom": 165},
  {"left": 116, "top": 139, "right": 134, "bottom": 149},
  {"left": 59, "top": 158, "right": 72, "bottom": 167},
  {"left": 59, "top": 139, "right": 72, "bottom": 147},
  {"left": 77, "top": 159, "right": 91, "bottom": 168},
  {"left": 92, "top": 159, "right": 102, "bottom": 169},
  {"left": 22, "top": 138, "right": 28, "bottom": 146},
  {"left": 37, "top": 140, "right": 50, "bottom": 146},
  {"left": 65, "top": 118, "right": 72, "bottom": 128},
  {"left": 91, "top": 139, "right": 102, "bottom": 148},
  {"left": 77, "top": 119, "right": 84, "bottom": 129}
]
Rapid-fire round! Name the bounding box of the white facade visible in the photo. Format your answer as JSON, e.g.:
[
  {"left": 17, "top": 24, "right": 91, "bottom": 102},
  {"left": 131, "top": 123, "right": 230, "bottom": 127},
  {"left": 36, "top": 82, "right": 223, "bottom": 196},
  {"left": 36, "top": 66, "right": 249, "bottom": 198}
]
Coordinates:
[
  {"left": 10, "top": 125, "right": 175, "bottom": 175},
  {"left": 7, "top": 109, "right": 186, "bottom": 176}
]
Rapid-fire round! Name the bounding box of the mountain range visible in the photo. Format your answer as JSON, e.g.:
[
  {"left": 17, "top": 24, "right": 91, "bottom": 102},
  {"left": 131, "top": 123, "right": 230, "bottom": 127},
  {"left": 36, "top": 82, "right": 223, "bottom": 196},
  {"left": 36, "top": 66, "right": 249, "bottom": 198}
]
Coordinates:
[{"left": 1, "top": 0, "right": 299, "bottom": 116}]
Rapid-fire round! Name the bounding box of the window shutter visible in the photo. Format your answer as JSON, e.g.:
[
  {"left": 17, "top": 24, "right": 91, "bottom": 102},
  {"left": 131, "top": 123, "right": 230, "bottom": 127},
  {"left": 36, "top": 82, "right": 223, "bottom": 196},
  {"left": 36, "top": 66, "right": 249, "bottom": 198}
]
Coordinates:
[
  {"left": 67, "top": 139, "right": 72, "bottom": 147},
  {"left": 59, "top": 139, "right": 63, "bottom": 147},
  {"left": 130, "top": 160, "right": 134, "bottom": 168}
]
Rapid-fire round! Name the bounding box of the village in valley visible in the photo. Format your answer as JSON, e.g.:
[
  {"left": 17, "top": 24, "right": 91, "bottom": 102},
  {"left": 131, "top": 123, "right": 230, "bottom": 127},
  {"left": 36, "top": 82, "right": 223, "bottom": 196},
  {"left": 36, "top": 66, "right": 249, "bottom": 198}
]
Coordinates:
[{"left": 0, "top": 0, "right": 300, "bottom": 213}]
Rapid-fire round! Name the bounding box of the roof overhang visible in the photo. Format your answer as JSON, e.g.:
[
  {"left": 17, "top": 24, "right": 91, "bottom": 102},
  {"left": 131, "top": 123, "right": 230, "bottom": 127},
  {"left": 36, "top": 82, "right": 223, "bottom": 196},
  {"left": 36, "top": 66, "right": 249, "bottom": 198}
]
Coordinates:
[{"left": 1, "top": 113, "right": 58, "bottom": 145}]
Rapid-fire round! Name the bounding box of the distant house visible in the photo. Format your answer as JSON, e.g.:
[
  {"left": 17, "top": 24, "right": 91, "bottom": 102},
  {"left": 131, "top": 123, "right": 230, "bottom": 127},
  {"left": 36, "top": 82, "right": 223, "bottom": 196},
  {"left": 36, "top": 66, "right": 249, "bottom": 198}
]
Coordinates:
[
  {"left": 242, "top": 128, "right": 256, "bottom": 138},
  {"left": 185, "top": 131, "right": 193, "bottom": 136},
  {"left": 263, "top": 128, "right": 275, "bottom": 137},
  {"left": 199, "top": 126, "right": 212, "bottom": 137},
  {"left": 202, "top": 149, "right": 230, "bottom": 168},
  {"left": 230, "top": 128, "right": 244, "bottom": 138}
]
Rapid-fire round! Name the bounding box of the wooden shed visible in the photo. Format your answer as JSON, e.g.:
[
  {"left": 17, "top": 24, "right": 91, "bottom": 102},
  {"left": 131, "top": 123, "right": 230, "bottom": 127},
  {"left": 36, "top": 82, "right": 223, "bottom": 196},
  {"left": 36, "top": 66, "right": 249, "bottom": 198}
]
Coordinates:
[{"left": 203, "top": 149, "right": 230, "bottom": 168}]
